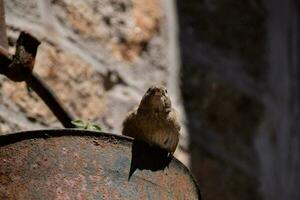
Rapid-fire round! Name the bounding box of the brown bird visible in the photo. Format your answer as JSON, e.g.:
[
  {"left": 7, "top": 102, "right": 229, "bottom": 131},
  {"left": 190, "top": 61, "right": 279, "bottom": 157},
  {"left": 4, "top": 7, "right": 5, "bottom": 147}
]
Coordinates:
[{"left": 122, "top": 85, "right": 180, "bottom": 154}]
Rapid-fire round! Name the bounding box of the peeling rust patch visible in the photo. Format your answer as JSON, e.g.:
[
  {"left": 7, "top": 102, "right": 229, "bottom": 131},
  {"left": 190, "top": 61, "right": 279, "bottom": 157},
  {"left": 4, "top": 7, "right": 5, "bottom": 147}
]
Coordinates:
[{"left": 0, "top": 129, "right": 201, "bottom": 199}]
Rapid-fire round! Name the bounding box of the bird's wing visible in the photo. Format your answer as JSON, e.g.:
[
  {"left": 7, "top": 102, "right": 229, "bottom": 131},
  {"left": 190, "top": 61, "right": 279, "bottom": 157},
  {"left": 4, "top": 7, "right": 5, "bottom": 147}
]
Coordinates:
[{"left": 122, "top": 109, "right": 138, "bottom": 138}]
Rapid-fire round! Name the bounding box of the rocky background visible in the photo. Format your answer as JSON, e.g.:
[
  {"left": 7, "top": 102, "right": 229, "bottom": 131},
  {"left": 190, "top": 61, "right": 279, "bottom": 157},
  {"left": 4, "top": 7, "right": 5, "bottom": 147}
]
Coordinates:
[
  {"left": 1, "top": 1, "right": 300, "bottom": 200},
  {"left": 1, "top": 0, "right": 168, "bottom": 131}
]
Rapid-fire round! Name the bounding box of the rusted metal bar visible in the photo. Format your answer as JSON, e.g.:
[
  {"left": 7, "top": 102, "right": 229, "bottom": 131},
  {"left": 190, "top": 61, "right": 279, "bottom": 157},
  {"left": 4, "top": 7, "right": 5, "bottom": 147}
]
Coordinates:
[
  {"left": 0, "top": 32, "right": 75, "bottom": 128},
  {"left": 27, "top": 73, "right": 75, "bottom": 128}
]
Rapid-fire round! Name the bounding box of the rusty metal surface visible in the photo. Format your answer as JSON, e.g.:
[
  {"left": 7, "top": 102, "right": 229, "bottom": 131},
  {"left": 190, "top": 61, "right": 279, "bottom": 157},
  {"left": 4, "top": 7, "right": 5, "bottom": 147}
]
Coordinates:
[{"left": 0, "top": 129, "right": 200, "bottom": 199}]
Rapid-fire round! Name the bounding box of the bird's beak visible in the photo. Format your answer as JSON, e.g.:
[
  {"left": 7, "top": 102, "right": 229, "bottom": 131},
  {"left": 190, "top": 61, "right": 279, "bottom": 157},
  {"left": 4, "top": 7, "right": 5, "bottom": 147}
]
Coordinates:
[{"left": 154, "top": 90, "right": 162, "bottom": 96}]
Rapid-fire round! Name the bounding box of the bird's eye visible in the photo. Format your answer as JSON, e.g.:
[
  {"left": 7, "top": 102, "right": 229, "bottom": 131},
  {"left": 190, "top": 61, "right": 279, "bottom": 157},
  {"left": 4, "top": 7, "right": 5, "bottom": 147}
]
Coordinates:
[{"left": 165, "top": 89, "right": 168, "bottom": 93}]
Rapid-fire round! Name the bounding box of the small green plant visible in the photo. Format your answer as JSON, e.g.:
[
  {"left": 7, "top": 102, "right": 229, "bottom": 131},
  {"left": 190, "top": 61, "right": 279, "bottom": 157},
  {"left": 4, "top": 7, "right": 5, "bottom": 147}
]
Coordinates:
[{"left": 71, "top": 119, "right": 102, "bottom": 132}]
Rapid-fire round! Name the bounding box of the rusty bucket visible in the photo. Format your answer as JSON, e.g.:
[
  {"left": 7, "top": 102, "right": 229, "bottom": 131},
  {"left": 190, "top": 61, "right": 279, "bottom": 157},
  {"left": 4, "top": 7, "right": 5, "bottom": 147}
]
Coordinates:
[{"left": 0, "top": 129, "right": 200, "bottom": 199}]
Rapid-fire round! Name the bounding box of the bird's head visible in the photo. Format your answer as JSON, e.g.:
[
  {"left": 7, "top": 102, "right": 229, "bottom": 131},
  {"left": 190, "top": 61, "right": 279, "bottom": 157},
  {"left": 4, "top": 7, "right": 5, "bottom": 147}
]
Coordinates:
[{"left": 138, "top": 85, "right": 171, "bottom": 113}]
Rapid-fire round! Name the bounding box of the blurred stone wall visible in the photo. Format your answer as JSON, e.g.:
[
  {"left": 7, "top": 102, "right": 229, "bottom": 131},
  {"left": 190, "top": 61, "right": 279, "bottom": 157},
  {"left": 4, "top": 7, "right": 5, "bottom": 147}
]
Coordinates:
[
  {"left": 177, "top": 0, "right": 265, "bottom": 200},
  {"left": 0, "top": 0, "right": 188, "bottom": 163}
]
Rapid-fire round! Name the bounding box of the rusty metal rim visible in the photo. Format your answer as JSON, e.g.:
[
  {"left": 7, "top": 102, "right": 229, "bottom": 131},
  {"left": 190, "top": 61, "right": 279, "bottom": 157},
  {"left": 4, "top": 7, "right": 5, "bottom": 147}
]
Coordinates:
[
  {"left": 0, "top": 128, "right": 133, "bottom": 146},
  {"left": 0, "top": 128, "right": 201, "bottom": 198}
]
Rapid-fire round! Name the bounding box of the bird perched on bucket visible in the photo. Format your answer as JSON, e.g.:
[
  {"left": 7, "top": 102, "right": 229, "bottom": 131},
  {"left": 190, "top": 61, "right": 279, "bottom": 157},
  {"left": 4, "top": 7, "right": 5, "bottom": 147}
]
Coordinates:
[{"left": 122, "top": 85, "right": 180, "bottom": 154}]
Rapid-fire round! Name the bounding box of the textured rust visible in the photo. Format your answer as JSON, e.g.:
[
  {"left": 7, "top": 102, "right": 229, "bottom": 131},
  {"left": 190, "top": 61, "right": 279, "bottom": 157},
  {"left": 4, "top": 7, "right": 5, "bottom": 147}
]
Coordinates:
[
  {"left": 0, "top": 129, "right": 200, "bottom": 199},
  {"left": 2, "top": 32, "right": 40, "bottom": 82}
]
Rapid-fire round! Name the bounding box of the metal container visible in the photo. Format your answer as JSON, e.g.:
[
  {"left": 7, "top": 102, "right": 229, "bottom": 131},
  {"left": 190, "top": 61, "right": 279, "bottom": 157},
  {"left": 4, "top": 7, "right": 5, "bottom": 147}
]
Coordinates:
[{"left": 0, "top": 129, "right": 200, "bottom": 199}]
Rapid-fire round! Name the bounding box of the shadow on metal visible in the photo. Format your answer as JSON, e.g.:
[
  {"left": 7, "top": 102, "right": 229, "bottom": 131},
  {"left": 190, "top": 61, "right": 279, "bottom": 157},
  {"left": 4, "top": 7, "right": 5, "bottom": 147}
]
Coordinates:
[
  {"left": 129, "top": 140, "right": 172, "bottom": 180},
  {"left": 0, "top": 129, "right": 201, "bottom": 199}
]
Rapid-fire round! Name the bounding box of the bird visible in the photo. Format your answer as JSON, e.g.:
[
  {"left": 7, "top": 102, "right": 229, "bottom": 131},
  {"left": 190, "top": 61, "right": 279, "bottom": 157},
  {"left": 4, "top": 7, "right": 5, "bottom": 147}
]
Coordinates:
[{"left": 122, "top": 85, "right": 180, "bottom": 154}]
